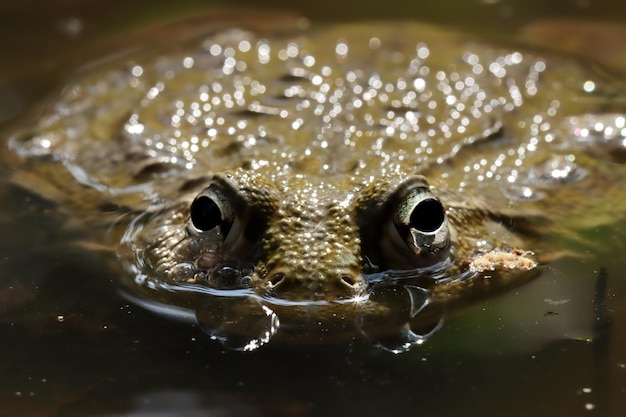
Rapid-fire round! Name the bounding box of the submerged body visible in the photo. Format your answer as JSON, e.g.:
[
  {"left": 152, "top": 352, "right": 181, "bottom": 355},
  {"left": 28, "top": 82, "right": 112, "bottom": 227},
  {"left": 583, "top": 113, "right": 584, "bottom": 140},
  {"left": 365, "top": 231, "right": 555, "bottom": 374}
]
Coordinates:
[{"left": 7, "top": 18, "right": 626, "bottom": 350}]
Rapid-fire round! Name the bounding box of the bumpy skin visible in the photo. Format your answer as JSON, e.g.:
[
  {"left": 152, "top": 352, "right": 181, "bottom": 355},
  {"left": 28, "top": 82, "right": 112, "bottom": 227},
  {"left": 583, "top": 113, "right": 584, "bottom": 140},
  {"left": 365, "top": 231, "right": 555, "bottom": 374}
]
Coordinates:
[{"left": 7, "top": 19, "right": 626, "bottom": 346}]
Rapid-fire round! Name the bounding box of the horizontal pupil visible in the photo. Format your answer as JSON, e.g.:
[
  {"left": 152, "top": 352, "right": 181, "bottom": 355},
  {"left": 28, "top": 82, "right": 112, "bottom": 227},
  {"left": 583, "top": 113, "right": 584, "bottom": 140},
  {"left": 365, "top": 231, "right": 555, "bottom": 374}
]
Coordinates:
[{"left": 190, "top": 195, "right": 222, "bottom": 231}]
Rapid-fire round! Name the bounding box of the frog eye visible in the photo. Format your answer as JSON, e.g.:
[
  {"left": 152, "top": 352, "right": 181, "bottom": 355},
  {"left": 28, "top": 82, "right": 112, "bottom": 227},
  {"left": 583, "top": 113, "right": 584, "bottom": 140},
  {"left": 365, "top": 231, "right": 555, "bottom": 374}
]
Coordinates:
[
  {"left": 189, "top": 185, "right": 235, "bottom": 236},
  {"left": 190, "top": 196, "right": 221, "bottom": 231},
  {"left": 373, "top": 177, "right": 451, "bottom": 270},
  {"left": 394, "top": 189, "right": 449, "bottom": 259}
]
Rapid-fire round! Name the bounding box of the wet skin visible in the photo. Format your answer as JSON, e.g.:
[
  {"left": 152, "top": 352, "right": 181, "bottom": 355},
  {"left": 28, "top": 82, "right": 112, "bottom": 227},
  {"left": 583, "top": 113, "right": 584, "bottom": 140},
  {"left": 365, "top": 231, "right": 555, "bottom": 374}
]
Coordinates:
[{"left": 7, "top": 19, "right": 626, "bottom": 347}]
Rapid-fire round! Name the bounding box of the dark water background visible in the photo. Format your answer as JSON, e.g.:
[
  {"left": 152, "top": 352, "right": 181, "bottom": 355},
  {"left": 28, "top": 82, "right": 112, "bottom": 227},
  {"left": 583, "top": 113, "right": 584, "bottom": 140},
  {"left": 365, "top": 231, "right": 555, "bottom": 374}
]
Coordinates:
[{"left": 2, "top": 0, "right": 626, "bottom": 416}]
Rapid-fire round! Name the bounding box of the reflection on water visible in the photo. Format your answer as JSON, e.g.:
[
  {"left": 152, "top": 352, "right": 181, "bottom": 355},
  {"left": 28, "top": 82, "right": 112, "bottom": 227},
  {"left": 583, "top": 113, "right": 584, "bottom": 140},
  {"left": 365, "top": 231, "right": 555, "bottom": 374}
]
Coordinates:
[
  {"left": 123, "top": 281, "right": 446, "bottom": 353},
  {"left": 2, "top": 1, "right": 626, "bottom": 416}
]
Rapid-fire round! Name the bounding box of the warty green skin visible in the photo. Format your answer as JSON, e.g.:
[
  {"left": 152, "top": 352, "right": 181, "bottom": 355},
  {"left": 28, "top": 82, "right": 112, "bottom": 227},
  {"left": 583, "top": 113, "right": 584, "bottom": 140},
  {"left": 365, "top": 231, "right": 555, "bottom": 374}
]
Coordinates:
[{"left": 7, "top": 19, "right": 626, "bottom": 336}]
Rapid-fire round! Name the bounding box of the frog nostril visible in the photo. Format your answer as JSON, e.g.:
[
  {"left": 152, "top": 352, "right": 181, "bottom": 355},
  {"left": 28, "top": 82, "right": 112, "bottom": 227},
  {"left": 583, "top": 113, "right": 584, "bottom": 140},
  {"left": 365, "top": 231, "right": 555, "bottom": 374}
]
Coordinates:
[
  {"left": 266, "top": 272, "right": 286, "bottom": 288},
  {"left": 340, "top": 274, "right": 360, "bottom": 288},
  {"left": 263, "top": 268, "right": 364, "bottom": 299}
]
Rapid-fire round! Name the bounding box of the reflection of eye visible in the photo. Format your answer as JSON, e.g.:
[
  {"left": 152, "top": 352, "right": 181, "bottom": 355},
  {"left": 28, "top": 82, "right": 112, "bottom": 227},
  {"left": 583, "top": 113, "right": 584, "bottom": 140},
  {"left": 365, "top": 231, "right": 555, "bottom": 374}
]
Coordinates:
[{"left": 188, "top": 185, "right": 235, "bottom": 237}]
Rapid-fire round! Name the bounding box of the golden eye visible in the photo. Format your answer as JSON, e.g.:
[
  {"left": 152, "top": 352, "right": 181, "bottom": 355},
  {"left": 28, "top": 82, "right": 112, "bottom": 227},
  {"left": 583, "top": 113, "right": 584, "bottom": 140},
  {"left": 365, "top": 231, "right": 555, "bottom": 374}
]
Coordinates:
[
  {"left": 367, "top": 176, "right": 451, "bottom": 270},
  {"left": 394, "top": 188, "right": 449, "bottom": 258},
  {"left": 188, "top": 184, "right": 235, "bottom": 237},
  {"left": 190, "top": 196, "right": 222, "bottom": 231}
]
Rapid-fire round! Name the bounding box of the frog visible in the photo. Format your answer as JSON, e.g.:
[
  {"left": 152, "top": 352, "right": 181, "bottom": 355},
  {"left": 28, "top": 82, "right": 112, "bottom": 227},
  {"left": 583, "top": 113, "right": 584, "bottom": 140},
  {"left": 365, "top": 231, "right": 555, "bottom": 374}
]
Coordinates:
[{"left": 6, "top": 17, "right": 626, "bottom": 351}]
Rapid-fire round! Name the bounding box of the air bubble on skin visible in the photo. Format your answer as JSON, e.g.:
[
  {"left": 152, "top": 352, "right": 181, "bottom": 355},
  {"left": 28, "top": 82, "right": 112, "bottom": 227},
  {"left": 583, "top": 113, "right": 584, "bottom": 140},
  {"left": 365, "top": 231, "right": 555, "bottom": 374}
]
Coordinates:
[
  {"left": 209, "top": 265, "right": 247, "bottom": 289},
  {"left": 529, "top": 154, "right": 586, "bottom": 184},
  {"left": 502, "top": 184, "right": 543, "bottom": 202},
  {"left": 583, "top": 80, "right": 595, "bottom": 93},
  {"left": 7, "top": 129, "right": 56, "bottom": 158},
  {"left": 335, "top": 41, "right": 348, "bottom": 58},
  {"left": 170, "top": 262, "right": 196, "bottom": 282},
  {"left": 193, "top": 270, "right": 209, "bottom": 282},
  {"left": 565, "top": 114, "right": 626, "bottom": 163}
]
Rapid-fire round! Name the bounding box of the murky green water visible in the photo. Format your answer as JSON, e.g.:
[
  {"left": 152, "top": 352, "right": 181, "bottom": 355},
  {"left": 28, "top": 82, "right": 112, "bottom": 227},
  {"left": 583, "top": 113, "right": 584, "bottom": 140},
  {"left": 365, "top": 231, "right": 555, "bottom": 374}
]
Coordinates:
[{"left": 2, "top": 1, "right": 626, "bottom": 416}]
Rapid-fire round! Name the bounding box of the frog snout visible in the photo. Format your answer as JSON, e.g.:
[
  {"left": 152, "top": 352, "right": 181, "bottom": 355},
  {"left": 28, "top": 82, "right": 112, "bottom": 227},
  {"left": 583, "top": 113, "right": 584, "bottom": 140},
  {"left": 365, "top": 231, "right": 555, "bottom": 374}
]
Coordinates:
[{"left": 263, "top": 267, "right": 366, "bottom": 301}]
